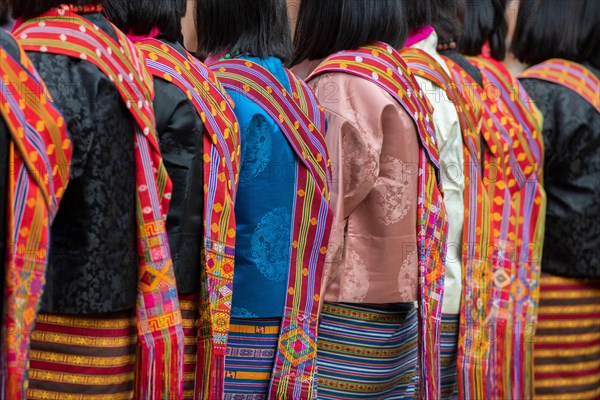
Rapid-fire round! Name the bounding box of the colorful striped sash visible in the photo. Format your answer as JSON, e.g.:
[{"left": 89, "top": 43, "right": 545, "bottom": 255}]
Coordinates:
[
  {"left": 400, "top": 48, "right": 482, "bottom": 162},
  {"left": 470, "top": 55, "right": 546, "bottom": 400},
  {"left": 209, "top": 59, "right": 333, "bottom": 399},
  {"left": 520, "top": 59, "right": 600, "bottom": 112},
  {"left": 469, "top": 57, "right": 542, "bottom": 191},
  {"left": 401, "top": 47, "right": 499, "bottom": 400},
  {"left": 15, "top": 8, "right": 184, "bottom": 399},
  {"left": 447, "top": 55, "right": 521, "bottom": 400},
  {"left": 308, "top": 42, "right": 447, "bottom": 399},
  {"left": 0, "top": 33, "right": 71, "bottom": 398},
  {"left": 136, "top": 38, "right": 241, "bottom": 399}
]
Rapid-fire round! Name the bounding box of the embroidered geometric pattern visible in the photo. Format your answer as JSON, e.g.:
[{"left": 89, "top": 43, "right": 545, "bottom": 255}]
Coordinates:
[{"left": 277, "top": 323, "right": 317, "bottom": 368}]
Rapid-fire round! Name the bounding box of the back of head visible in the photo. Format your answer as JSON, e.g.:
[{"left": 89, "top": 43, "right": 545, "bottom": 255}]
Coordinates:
[
  {"left": 10, "top": 0, "right": 102, "bottom": 20},
  {"left": 511, "top": 0, "right": 600, "bottom": 69},
  {"left": 460, "top": 0, "right": 508, "bottom": 60},
  {"left": 104, "top": 0, "right": 185, "bottom": 42},
  {"left": 403, "top": 0, "right": 435, "bottom": 32},
  {"left": 195, "top": 0, "right": 292, "bottom": 64},
  {"left": 292, "top": 0, "right": 407, "bottom": 65}
]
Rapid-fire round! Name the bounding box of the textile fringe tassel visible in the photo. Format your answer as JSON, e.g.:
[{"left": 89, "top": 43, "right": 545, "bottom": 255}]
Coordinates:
[{"left": 136, "top": 327, "right": 184, "bottom": 399}]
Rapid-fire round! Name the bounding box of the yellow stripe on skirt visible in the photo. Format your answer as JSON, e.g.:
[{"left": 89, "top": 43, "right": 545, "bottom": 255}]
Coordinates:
[
  {"left": 534, "top": 274, "right": 600, "bottom": 400},
  {"left": 26, "top": 311, "right": 136, "bottom": 400}
]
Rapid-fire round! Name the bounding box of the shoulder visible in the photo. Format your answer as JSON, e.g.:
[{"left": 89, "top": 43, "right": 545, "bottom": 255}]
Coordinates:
[
  {"left": 232, "top": 93, "right": 275, "bottom": 133},
  {"left": 309, "top": 72, "right": 405, "bottom": 123},
  {"left": 520, "top": 76, "right": 599, "bottom": 135},
  {"left": 0, "top": 29, "right": 21, "bottom": 61}
]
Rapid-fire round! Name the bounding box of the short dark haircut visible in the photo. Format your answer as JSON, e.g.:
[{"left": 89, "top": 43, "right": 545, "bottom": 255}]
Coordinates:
[
  {"left": 292, "top": 0, "right": 407, "bottom": 65},
  {"left": 403, "top": 0, "right": 435, "bottom": 32},
  {"left": 433, "top": 0, "right": 466, "bottom": 44},
  {"left": 195, "top": 0, "right": 292, "bottom": 64},
  {"left": 460, "top": 0, "right": 508, "bottom": 60},
  {"left": 0, "top": 0, "right": 9, "bottom": 25},
  {"left": 104, "top": 0, "right": 185, "bottom": 42},
  {"left": 511, "top": 0, "right": 600, "bottom": 69},
  {"left": 11, "top": 0, "right": 102, "bottom": 20}
]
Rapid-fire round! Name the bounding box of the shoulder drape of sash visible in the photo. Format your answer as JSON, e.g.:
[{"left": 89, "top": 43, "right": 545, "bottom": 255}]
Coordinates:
[
  {"left": 519, "top": 59, "right": 600, "bottom": 113},
  {"left": 209, "top": 58, "right": 333, "bottom": 400},
  {"left": 469, "top": 56, "right": 544, "bottom": 184},
  {"left": 15, "top": 9, "right": 184, "bottom": 399},
  {"left": 307, "top": 42, "right": 447, "bottom": 400},
  {"left": 137, "top": 38, "right": 241, "bottom": 399},
  {"left": 0, "top": 33, "right": 71, "bottom": 398}
]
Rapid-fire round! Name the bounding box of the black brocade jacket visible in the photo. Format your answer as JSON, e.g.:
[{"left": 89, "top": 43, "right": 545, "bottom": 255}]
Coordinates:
[
  {"left": 152, "top": 37, "right": 204, "bottom": 294},
  {"left": 0, "top": 29, "right": 23, "bottom": 314},
  {"left": 27, "top": 13, "right": 138, "bottom": 314},
  {"left": 520, "top": 63, "right": 600, "bottom": 279}
]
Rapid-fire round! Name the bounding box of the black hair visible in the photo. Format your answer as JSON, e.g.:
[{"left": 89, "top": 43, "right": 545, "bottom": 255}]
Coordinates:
[
  {"left": 403, "top": 0, "right": 435, "bottom": 32},
  {"left": 104, "top": 0, "right": 185, "bottom": 42},
  {"left": 292, "top": 0, "right": 407, "bottom": 65},
  {"left": 11, "top": 0, "right": 103, "bottom": 20},
  {"left": 0, "top": 0, "right": 8, "bottom": 25},
  {"left": 460, "top": 0, "right": 508, "bottom": 60},
  {"left": 195, "top": 0, "right": 292, "bottom": 64},
  {"left": 432, "top": 0, "right": 466, "bottom": 44},
  {"left": 511, "top": 0, "right": 600, "bottom": 69}
]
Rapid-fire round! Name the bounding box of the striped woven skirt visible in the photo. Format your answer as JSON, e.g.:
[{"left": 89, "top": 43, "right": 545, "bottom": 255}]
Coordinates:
[
  {"left": 534, "top": 274, "right": 600, "bottom": 399},
  {"left": 179, "top": 294, "right": 200, "bottom": 399},
  {"left": 440, "top": 314, "right": 459, "bottom": 399},
  {"left": 316, "top": 302, "right": 419, "bottom": 399},
  {"left": 26, "top": 311, "right": 137, "bottom": 399},
  {"left": 223, "top": 317, "right": 281, "bottom": 399}
]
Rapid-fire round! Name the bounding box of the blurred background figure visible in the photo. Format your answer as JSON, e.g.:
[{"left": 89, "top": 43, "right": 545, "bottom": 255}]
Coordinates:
[{"left": 461, "top": 0, "right": 548, "bottom": 397}]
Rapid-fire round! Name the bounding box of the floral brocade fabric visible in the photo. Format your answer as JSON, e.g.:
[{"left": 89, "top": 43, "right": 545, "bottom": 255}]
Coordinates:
[{"left": 307, "top": 71, "right": 420, "bottom": 304}]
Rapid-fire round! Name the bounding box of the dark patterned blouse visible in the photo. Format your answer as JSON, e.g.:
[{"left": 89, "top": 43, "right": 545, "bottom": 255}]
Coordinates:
[
  {"left": 27, "top": 13, "right": 138, "bottom": 314},
  {"left": 520, "top": 63, "right": 600, "bottom": 279}
]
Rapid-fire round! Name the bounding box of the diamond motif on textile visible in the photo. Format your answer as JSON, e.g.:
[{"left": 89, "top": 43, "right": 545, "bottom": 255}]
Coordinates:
[
  {"left": 513, "top": 277, "right": 529, "bottom": 301},
  {"left": 278, "top": 327, "right": 316, "bottom": 367},
  {"left": 493, "top": 269, "right": 510, "bottom": 289}
]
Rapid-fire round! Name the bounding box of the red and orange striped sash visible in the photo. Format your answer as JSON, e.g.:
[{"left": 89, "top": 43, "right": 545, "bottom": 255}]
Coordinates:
[
  {"left": 469, "top": 55, "right": 546, "bottom": 399},
  {"left": 0, "top": 32, "right": 71, "bottom": 398},
  {"left": 400, "top": 48, "right": 499, "bottom": 400},
  {"left": 520, "top": 59, "right": 600, "bottom": 112},
  {"left": 137, "top": 38, "right": 241, "bottom": 399}
]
